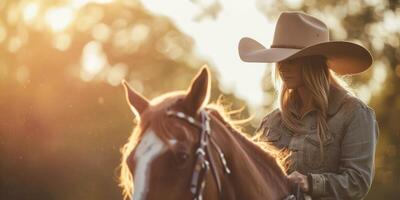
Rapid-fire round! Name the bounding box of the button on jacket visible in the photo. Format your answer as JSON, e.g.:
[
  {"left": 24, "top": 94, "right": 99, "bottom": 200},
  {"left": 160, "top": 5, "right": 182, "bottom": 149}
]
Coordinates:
[{"left": 257, "top": 86, "right": 379, "bottom": 200}]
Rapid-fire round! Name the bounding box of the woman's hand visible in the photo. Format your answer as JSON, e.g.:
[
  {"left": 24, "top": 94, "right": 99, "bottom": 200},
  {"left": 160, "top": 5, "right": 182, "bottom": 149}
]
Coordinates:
[{"left": 288, "top": 171, "right": 309, "bottom": 193}]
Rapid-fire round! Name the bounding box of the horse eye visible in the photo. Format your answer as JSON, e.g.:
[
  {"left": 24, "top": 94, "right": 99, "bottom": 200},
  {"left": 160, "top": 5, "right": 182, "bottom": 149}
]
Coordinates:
[
  {"left": 170, "top": 143, "right": 191, "bottom": 168},
  {"left": 173, "top": 151, "right": 190, "bottom": 168},
  {"left": 176, "top": 152, "right": 189, "bottom": 162}
]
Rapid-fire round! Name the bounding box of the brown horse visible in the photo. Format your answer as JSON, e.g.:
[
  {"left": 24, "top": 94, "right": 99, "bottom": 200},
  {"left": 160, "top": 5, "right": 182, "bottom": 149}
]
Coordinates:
[{"left": 119, "top": 66, "right": 295, "bottom": 200}]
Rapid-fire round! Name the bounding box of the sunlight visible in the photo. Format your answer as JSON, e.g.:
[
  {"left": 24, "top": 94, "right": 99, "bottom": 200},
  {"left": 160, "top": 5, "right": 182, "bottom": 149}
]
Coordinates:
[
  {"left": 141, "top": 0, "right": 275, "bottom": 110},
  {"left": 369, "top": 61, "right": 387, "bottom": 95},
  {"left": 107, "top": 63, "right": 128, "bottom": 86},
  {"left": 356, "top": 85, "right": 371, "bottom": 103},
  {"left": 356, "top": 61, "right": 387, "bottom": 103},
  {"left": 16, "top": 66, "right": 30, "bottom": 83},
  {"left": 70, "top": 0, "right": 114, "bottom": 9},
  {"left": 383, "top": 10, "right": 400, "bottom": 33},
  {"left": 8, "top": 36, "right": 22, "bottom": 53},
  {"left": 92, "top": 23, "right": 111, "bottom": 42},
  {"left": 156, "top": 31, "right": 184, "bottom": 60},
  {"left": 284, "top": 0, "right": 303, "bottom": 9},
  {"left": 53, "top": 33, "right": 72, "bottom": 51},
  {"left": 23, "top": 2, "right": 39, "bottom": 23},
  {"left": 45, "top": 7, "right": 74, "bottom": 32},
  {"left": 131, "top": 24, "right": 150, "bottom": 45},
  {"left": 0, "top": 26, "right": 6, "bottom": 43},
  {"left": 80, "top": 41, "right": 108, "bottom": 81}
]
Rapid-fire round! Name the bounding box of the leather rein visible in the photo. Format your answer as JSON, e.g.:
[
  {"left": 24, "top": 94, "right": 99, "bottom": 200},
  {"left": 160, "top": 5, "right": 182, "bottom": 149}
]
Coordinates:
[{"left": 166, "top": 109, "right": 231, "bottom": 200}]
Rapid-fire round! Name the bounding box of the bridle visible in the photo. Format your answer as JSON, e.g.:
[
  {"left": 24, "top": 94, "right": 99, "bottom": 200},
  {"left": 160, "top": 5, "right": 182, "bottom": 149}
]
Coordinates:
[
  {"left": 166, "top": 109, "right": 231, "bottom": 200},
  {"left": 166, "top": 109, "right": 302, "bottom": 200}
]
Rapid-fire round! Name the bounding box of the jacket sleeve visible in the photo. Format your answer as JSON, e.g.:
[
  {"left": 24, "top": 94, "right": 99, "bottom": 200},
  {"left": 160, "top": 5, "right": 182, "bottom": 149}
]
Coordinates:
[{"left": 309, "top": 105, "right": 379, "bottom": 199}]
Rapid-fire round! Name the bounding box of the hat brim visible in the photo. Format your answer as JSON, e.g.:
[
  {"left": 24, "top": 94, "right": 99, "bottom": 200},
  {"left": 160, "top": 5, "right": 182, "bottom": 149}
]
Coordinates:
[{"left": 238, "top": 37, "right": 373, "bottom": 75}]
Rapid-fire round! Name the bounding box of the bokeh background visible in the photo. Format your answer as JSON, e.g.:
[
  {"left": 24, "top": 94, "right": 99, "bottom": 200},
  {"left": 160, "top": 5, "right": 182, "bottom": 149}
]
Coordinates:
[{"left": 0, "top": 0, "right": 399, "bottom": 199}]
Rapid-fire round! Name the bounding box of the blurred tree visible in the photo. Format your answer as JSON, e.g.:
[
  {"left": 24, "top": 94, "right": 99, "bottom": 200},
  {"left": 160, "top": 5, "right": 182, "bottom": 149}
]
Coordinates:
[{"left": 0, "top": 0, "right": 249, "bottom": 199}]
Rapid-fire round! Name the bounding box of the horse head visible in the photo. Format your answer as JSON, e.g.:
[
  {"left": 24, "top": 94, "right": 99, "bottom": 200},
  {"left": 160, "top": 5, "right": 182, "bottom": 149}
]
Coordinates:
[{"left": 119, "top": 66, "right": 292, "bottom": 200}]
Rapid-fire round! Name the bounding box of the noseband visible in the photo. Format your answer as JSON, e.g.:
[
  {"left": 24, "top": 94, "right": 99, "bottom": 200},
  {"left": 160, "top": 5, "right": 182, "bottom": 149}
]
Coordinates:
[{"left": 166, "top": 109, "right": 231, "bottom": 200}]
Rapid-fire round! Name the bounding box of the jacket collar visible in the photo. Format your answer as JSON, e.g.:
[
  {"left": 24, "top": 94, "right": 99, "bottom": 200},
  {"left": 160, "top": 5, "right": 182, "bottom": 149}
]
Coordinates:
[
  {"left": 289, "top": 85, "right": 349, "bottom": 118},
  {"left": 327, "top": 85, "right": 349, "bottom": 116}
]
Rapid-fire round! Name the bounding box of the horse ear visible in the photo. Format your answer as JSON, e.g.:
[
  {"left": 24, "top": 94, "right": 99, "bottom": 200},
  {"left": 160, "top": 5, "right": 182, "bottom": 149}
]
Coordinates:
[
  {"left": 122, "top": 80, "right": 149, "bottom": 115},
  {"left": 183, "top": 65, "right": 211, "bottom": 115}
]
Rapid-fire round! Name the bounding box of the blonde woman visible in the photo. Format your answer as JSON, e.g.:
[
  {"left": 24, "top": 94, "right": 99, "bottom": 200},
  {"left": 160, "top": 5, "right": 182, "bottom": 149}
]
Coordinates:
[{"left": 239, "top": 12, "right": 378, "bottom": 199}]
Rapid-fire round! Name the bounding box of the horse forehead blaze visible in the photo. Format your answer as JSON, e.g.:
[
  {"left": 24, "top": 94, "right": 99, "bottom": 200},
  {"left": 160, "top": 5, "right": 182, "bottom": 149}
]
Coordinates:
[{"left": 132, "top": 128, "right": 166, "bottom": 200}]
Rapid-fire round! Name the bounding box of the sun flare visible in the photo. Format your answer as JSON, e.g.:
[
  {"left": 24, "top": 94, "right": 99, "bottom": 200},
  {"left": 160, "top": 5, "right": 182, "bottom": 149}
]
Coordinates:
[
  {"left": 45, "top": 7, "right": 74, "bottom": 32},
  {"left": 23, "top": 2, "right": 40, "bottom": 23}
]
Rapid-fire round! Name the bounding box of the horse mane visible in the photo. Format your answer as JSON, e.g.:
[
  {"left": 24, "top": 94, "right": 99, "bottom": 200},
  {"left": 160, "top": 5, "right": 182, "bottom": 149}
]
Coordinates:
[
  {"left": 205, "top": 104, "right": 291, "bottom": 197},
  {"left": 205, "top": 104, "right": 288, "bottom": 176}
]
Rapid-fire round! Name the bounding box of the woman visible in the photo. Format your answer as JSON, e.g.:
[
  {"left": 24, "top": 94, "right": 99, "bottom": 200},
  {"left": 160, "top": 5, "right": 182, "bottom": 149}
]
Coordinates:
[{"left": 238, "top": 12, "right": 379, "bottom": 199}]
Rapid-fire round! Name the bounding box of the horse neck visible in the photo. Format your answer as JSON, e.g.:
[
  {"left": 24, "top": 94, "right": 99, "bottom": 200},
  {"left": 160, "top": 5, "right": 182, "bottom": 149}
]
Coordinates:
[{"left": 209, "top": 112, "right": 291, "bottom": 199}]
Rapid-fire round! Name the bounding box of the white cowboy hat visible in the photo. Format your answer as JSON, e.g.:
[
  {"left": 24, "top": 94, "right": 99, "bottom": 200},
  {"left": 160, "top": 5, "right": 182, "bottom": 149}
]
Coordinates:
[{"left": 238, "top": 11, "right": 373, "bottom": 75}]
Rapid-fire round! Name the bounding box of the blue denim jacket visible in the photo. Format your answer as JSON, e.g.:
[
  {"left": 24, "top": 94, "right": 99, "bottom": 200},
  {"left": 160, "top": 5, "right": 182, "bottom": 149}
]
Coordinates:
[{"left": 257, "top": 86, "right": 379, "bottom": 200}]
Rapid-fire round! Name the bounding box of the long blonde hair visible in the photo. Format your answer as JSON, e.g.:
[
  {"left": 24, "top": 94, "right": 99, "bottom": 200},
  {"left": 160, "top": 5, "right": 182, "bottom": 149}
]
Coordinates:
[{"left": 273, "top": 55, "right": 352, "bottom": 159}]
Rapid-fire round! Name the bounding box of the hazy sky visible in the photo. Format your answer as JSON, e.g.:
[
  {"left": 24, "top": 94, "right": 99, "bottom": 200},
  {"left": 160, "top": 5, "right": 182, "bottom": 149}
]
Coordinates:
[{"left": 141, "top": 0, "right": 277, "bottom": 110}]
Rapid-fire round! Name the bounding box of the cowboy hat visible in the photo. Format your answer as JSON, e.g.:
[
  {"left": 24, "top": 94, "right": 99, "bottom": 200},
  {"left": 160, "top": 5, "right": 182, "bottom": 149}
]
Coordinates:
[{"left": 238, "top": 11, "right": 373, "bottom": 75}]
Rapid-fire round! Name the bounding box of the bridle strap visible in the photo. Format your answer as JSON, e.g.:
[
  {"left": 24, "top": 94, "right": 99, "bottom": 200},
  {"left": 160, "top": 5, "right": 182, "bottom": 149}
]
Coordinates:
[
  {"left": 166, "top": 109, "right": 230, "bottom": 200},
  {"left": 167, "top": 109, "right": 299, "bottom": 200},
  {"left": 203, "top": 112, "right": 223, "bottom": 198}
]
